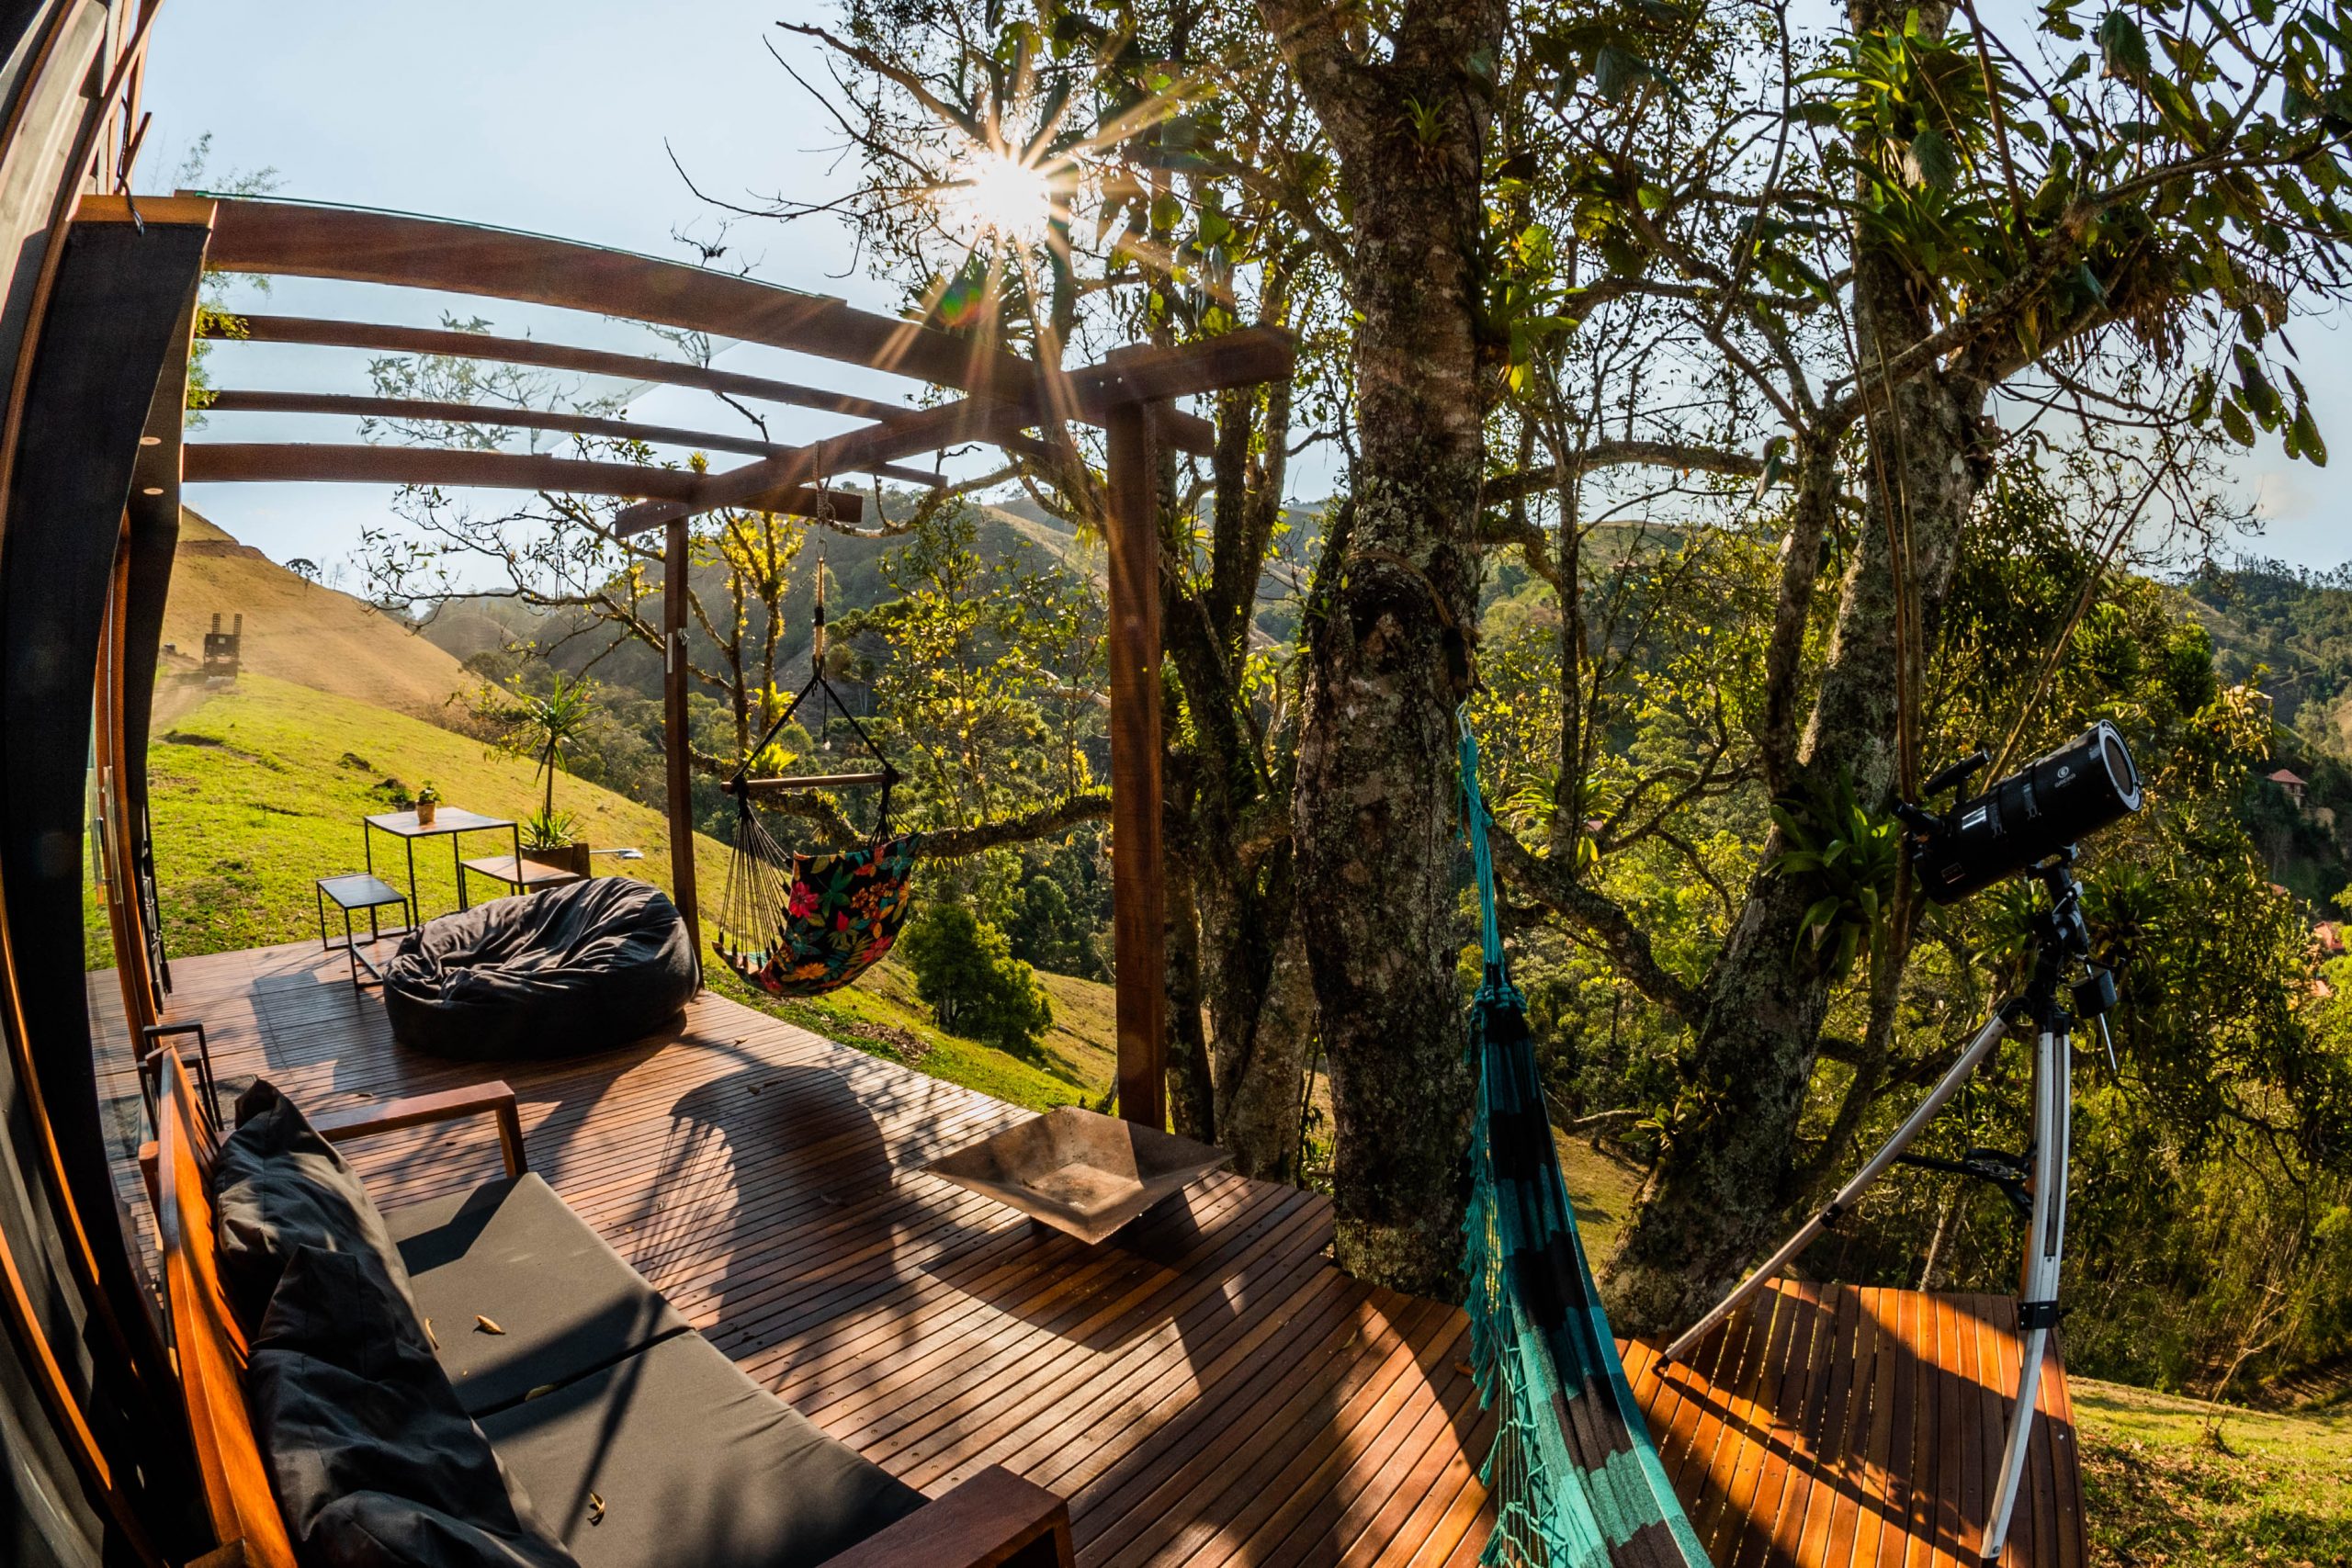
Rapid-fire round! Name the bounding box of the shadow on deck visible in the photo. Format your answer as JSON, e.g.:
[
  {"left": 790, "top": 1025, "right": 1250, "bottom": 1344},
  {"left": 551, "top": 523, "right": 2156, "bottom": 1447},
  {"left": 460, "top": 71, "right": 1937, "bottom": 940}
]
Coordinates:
[{"left": 102, "top": 940, "right": 2086, "bottom": 1568}]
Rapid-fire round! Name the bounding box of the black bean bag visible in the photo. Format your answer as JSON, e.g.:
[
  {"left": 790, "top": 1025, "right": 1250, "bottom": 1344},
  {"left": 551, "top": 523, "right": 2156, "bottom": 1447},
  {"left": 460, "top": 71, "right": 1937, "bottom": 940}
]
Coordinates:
[{"left": 382, "top": 879, "right": 696, "bottom": 1061}]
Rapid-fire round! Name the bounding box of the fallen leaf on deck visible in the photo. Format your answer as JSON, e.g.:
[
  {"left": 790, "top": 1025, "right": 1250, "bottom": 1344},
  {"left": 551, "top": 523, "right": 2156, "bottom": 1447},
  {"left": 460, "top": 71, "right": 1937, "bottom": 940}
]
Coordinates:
[
  {"left": 424, "top": 1318, "right": 438, "bottom": 1349},
  {"left": 474, "top": 1314, "right": 505, "bottom": 1336},
  {"left": 588, "top": 1493, "right": 605, "bottom": 1526}
]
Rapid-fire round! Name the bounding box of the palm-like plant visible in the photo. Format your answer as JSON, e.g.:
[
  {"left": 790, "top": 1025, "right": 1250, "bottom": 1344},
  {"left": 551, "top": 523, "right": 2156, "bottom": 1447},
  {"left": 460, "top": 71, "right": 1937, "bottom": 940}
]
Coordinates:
[{"left": 504, "top": 672, "right": 596, "bottom": 822}]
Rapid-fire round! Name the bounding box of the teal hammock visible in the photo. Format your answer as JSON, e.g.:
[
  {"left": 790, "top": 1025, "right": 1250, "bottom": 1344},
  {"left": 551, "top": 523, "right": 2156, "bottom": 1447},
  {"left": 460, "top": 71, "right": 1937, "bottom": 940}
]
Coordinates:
[{"left": 1459, "top": 712, "right": 1712, "bottom": 1568}]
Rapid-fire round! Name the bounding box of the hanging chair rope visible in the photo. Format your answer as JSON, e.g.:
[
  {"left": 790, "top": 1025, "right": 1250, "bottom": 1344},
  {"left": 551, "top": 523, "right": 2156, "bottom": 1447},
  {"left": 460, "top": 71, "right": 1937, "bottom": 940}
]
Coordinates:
[
  {"left": 1458, "top": 706, "right": 1711, "bottom": 1568},
  {"left": 709, "top": 564, "right": 919, "bottom": 998}
]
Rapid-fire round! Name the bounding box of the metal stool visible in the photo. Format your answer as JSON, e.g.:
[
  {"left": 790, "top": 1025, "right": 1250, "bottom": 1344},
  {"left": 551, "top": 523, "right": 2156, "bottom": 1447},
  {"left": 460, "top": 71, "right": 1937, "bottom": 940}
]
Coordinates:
[{"left": 316, "top": 873, "right": 413, "bottom": 989}]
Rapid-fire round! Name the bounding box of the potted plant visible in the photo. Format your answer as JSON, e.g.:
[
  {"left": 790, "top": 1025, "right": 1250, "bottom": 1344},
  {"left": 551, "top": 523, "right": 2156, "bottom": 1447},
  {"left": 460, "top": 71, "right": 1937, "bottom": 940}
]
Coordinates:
[
  {"left": 521, "top": 807, "right": 591, "bottom": 877},
  {"left": 414, "top": 780, "right": 441, "bottom": 827}
]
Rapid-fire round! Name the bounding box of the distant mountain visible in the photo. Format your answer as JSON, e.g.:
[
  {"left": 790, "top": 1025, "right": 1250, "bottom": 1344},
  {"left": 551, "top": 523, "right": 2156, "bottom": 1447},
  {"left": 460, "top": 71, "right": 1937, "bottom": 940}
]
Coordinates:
[
  {"left": 412, "top": 492, "right": 1104, "bottom": 703},
  {"left": 2184, "top": 558, "right": 2352, "bottom": 750},
  {"left": 164, "top": 510, "right": 469, "bottom": 725},
  {"left": 2181, "top": 558, "right": 2352, "bottom": 909}
]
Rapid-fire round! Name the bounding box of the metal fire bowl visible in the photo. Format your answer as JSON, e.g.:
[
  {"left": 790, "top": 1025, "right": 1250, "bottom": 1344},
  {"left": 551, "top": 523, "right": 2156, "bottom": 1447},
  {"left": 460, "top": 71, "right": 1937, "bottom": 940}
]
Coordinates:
[{"left": 920, "top": 1106, "right": 1231, "bottom": 1246}]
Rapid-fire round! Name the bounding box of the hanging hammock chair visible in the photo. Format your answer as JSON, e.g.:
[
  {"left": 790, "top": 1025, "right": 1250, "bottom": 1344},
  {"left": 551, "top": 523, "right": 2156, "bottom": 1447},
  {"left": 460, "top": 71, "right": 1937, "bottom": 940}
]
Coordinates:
[
  {"left": 711, "top": 581, "right": 920, "bottom": 998},
  {"left": 1457, "top": 709, "right": 1711, "bottom": 1568}
]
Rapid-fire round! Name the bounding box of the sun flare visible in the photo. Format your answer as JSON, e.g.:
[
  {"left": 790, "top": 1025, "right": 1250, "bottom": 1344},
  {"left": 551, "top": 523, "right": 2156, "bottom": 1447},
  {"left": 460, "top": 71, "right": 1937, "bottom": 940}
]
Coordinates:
[{"left": 941, "top": 149, "right": 1056, "bottom": 243}]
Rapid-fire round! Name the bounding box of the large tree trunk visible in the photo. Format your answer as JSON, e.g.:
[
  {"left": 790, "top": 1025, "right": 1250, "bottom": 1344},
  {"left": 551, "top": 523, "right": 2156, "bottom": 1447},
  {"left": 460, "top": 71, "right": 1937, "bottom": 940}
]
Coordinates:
[
  {"left": 1275, "top": 20, "right": 1500, "bottom": 1296},
  {"left": 1601, "top": 2, "right": 1990, "bottom": 1330},
  {"left": 1162, "top": 828, "right": 1219, "bottom": 1140},
  {"left": 1204, "top": 852, "right": 1317, "bottom": 1179}
]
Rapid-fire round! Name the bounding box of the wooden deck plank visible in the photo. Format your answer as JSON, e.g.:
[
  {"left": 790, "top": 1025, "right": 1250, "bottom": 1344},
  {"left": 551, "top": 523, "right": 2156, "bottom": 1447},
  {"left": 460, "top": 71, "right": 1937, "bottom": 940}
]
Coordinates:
[
  {"left": 1792, "top": 1280, "right": 1868, "bottom": 1568},
  {"left": 1178, "top": 1314, "right": 1473, "bottom": 1568},
  {"left": 1085, "top": 1296, "right": 1442, "bottom": 1563},
  {"left": 829, "top": 1183, "right": 1292, "bottom": 1462},
  {"left": 114, "top": 941, "right": 2090, "bottom": 1567},
  {"left": 976, "top": 1208, "right": 1340, "bottom": 1486},
  {"left": 874, "top": 1196, "right": 1333, "bottom": 1485},
  {"left": 1744, "top": 1280, "right": 1831, "bottom": 1568}
]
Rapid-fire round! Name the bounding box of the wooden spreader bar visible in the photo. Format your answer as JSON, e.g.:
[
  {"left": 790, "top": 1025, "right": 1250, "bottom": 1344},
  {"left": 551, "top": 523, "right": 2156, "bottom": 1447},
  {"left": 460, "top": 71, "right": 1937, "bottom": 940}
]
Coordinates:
[
  {"left": 197, "top": 196, "right": 1041, "bottom": 399},
  {"left": 183, "top": 443, "right": 865, "bottom": 523},
  {"left": 728, "top": 772, "right": 895, "bottom": 794},
  {"left": 207, "top": 389, "right": 807, "bottom": 461},
  {"left": 612, "top": 326, "right": 1295, "bottom": 535}
]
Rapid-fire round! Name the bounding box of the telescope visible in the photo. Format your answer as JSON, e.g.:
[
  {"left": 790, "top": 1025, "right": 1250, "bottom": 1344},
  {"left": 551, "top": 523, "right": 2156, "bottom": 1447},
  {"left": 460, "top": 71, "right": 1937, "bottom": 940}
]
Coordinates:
[
  {"left": 1672, "top": 718, "right": 2143, "bottom": 1565},
  {"left": 1895, "top": 720, "right": 2144, "bottom": 903}
]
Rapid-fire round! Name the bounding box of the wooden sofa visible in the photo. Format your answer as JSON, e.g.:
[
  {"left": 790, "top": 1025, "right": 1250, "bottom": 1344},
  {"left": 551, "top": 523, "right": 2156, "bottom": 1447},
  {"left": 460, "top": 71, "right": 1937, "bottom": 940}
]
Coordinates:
[{"left": 148, "top": 1047, "right": 1074, "bottom": 1568}]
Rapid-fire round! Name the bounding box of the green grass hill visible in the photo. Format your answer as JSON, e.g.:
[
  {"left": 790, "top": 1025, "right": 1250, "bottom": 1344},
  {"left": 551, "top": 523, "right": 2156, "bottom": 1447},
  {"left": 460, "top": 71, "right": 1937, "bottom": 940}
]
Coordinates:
[
  {"left": 2075, "top": 1378, "right": 2352, "bottom": 1565},
  {"left": 163, "top": 509, "right": 470, "bottom": 724}
]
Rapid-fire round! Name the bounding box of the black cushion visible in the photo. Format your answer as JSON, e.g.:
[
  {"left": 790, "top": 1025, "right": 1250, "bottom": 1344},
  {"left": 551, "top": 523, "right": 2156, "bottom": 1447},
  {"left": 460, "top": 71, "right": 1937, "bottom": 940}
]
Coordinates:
[
  {"left": 386, "top": 1174, "right": 690, "bottom": 1417},
  {"left": 477, "top": 1333, "right": 924, "bottom": 1568},
  {"left": 381, "top": 878, "right": 696, "bottom": 1062},
  {"left": 247, "top": 1246, "right": 580, "bottom": 1568},
  {"left": 211, "top": 1079, "right": 420, "bottom": 1340}
]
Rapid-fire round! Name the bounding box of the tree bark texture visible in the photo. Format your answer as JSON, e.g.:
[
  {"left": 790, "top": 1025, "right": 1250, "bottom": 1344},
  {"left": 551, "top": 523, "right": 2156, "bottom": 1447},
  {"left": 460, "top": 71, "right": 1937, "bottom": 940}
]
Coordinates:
[
  {"left": 1204, "top": 853, "right": 1317, "bottom": 1180},
  {"left": 1264, "top": 0, "right": 1505, "bottom": 1296},
  {"left": 1162, "top": 829, "right": 1219, "bottom": 1140},
  {"left": 1601, "top": 0, "right": 1990, "bottom": 1331}
]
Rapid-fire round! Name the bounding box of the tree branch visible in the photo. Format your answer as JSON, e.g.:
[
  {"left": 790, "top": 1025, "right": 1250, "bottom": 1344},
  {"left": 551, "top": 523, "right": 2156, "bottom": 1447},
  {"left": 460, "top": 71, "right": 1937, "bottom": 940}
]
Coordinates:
[
  {"left": 1485, "top": 822, "right": 1704, "bottom": 1025},
  {"left": 918, "top": 791, "right": 1114, "bottom": 858},
  {"left": 1485, "top": 439, "right": 1766, "bottom": 502}
]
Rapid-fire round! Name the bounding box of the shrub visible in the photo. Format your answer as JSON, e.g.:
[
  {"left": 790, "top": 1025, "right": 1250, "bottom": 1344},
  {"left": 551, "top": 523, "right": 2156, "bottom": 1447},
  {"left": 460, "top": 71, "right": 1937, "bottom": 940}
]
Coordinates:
[
  {"left": 1007, "top": 874, "right": 1084, "bottom": 975},
  {"left": 899, "top": 902, "right": 1053, "bottom": 1055}
]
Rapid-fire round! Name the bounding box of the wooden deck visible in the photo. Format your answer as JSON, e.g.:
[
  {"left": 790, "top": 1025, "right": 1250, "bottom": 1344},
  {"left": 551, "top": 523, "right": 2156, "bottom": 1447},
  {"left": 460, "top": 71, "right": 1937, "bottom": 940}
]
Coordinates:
[{"left": 102, "top": 939, "right": 2087, "bottom": 1567}]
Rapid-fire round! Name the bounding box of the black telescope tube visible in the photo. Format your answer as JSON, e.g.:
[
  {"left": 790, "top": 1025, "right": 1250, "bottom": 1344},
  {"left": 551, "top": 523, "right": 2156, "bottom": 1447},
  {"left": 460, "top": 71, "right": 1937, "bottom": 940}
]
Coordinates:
[{"left": 1912, "top": 720, "right": 2143, "bottom": 904}]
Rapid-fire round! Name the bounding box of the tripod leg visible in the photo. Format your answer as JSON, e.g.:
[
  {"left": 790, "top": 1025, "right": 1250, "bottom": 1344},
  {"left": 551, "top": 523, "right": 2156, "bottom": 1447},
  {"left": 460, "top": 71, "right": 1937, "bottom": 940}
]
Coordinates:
[
  {"left": 1661, "top": 1007, "right": 2013, "bottom": 1365},
  {"left": 1980, "top": 1027, "right": 2072, "bottom": 1564}
]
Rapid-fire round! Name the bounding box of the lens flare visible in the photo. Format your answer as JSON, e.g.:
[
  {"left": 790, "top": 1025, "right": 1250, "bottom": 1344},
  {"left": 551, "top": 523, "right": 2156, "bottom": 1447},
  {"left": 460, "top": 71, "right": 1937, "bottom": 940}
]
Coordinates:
[{"left": 941, "top": 150, "right": 1055, "bottom": 243}]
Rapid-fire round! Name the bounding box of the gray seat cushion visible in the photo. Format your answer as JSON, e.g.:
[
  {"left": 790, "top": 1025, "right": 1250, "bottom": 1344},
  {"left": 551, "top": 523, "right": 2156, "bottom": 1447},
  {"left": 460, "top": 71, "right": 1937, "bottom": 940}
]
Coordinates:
[
  {"left": 387, "top": 1174, "right": 689, "bottom": 1417},
  {"left": 477, "top": 1333, "right": 925, "bottom": 1568},
  {"left": 248, "top": 1246, "right": 579, "bottom": 1568}
]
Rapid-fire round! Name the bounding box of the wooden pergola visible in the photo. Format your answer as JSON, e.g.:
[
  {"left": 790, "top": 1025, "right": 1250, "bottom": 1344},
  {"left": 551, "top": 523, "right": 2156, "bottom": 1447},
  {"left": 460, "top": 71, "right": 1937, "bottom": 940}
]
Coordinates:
[{"left": 149, "top": 193, "right": 1295, "bottom": 1127}]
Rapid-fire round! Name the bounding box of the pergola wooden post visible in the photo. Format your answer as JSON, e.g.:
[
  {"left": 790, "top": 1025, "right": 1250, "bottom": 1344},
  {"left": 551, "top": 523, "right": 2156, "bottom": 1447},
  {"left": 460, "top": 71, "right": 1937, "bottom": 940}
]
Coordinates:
[
  {"left": 1104, "top": 399, "right": 1164, "bottom": 1129},
  {"left": 663, "top": 516, "right": 702, "bottom": 977}
]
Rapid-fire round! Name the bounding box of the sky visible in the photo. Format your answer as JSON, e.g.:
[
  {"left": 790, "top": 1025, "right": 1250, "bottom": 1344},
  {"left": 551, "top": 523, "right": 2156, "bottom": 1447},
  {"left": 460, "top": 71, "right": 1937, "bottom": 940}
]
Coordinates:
[{"left": 141, "top": 2, "right": 2350, "bottom": 581}]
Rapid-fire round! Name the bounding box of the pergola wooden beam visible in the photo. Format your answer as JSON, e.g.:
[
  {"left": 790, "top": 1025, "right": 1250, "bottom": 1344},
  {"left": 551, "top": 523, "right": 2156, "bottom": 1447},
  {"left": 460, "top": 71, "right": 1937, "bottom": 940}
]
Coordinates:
[
  {"left": 182, "top": 443, "right": 865, "bottom": 523},
  {"left": 613, "top": 325, "right": 1295, "bottom": 535},
  {"left": 207, "top": 313, "right": 912, "bottom": 423},
  {"left": 204, "top": 389, "right": 941, "bottom": 477},
  {"left": 198, "top": 197, "right": 1040, "bottom": 400}
]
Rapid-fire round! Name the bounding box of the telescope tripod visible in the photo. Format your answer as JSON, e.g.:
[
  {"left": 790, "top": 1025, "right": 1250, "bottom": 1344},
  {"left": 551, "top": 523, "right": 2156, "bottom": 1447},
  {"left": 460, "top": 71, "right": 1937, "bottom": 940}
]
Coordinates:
[{"left": 1657, "top": 851, "right": 2114, "bottom": 1566}]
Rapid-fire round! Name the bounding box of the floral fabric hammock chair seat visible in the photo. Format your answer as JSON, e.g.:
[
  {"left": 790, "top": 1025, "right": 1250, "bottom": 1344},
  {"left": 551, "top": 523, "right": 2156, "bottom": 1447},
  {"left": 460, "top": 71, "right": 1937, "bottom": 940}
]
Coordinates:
[{"left": 711, "top": 589, "right": 921, "bottom": 998}]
